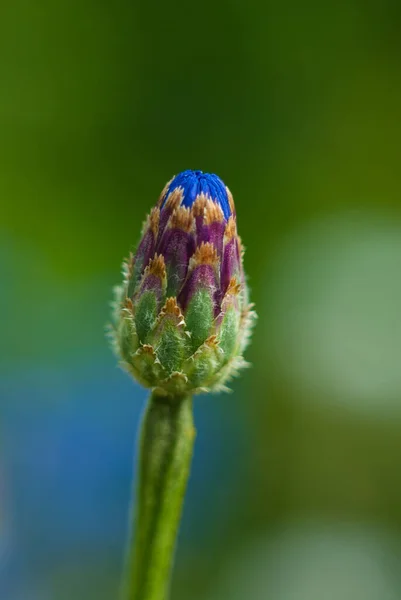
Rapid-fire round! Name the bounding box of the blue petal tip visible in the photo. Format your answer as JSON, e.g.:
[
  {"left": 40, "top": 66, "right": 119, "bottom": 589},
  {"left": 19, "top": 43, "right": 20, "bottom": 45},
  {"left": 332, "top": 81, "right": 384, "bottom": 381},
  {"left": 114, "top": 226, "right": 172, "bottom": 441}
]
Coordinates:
[{"left": 163, "top": 170, "right": 232, "bottom": 220}]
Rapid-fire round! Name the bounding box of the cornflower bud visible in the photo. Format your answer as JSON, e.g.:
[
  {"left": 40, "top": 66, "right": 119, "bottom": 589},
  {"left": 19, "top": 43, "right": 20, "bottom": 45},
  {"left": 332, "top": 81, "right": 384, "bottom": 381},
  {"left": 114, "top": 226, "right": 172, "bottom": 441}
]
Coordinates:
[{"left": 111, "top": 169, "right": 255, "bottom": 395}]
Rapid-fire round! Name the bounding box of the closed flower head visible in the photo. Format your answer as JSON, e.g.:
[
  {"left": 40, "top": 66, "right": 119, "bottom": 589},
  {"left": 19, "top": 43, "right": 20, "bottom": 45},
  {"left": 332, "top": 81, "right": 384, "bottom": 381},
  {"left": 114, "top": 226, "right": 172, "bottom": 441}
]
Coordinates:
[{"left": 111, "top": 169, "right": 256, "bottom": 395}]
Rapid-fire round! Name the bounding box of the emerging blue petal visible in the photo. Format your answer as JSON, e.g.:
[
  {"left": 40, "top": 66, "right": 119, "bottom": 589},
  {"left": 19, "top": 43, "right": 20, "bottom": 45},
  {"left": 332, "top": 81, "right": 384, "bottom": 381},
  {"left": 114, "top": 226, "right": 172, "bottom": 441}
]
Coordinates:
[{"left": 163, "top": 170, "right": 232, "bottom": 220}]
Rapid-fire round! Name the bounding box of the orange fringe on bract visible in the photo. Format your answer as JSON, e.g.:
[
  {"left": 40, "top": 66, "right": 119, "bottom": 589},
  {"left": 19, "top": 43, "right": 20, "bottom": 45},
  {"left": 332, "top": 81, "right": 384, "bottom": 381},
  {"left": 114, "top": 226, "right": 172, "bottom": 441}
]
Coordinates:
[
  {"left": 204, "top": 200, "right": 224, "bottom": 225},
  {"left": 192, "top": 193, "right": 208, "bottom": 218},
  {"left": 147, "top": 254, "right": 166, "bottom": 279},
  {"left": 149, "top": 207, "right": 160, "bottom": 236},
  {"left": 226, "top": 277, "right": 241, "bottom": 296},
  {"left": 170, "top": 206, "right": 194, "bottom": 232},
  {"left": 164, "top": 187, "right": 183, "bottom": 211},
  {"left": 158, "top": 297, "right": 186, "bottom": 328},
  {"left": 157, "top": 177, "right": 173, "bottom": 207},
  {"left": 193, "top": 242, "right": 219, "bottom": 266},
  {"left": 226, "top": 187, "right": 235, "bottom": 214},
  {"left": 224, "top": 216, "right": 237, "bottom": 241}
]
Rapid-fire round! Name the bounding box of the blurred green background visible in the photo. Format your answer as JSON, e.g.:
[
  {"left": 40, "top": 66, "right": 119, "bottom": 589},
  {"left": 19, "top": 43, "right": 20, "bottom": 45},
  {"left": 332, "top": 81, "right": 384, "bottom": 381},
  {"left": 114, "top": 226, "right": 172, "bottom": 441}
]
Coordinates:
[{"left": 2, "top": 0, "right": 401, "bottom": 598}]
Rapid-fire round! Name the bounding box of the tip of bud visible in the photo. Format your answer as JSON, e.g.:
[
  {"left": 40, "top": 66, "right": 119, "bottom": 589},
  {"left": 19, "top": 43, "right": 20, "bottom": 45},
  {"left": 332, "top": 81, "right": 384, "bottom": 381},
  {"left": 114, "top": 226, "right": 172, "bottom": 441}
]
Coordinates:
[{"left": 161, "top": 170, "right": 233, "bottom": 220}]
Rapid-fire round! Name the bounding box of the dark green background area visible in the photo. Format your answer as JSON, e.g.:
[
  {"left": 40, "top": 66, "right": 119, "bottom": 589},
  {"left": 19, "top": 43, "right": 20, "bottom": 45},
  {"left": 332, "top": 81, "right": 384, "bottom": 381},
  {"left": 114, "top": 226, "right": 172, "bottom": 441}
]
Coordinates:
[{"left": 2, "top": 1, "right": 401, "bottom": 598}]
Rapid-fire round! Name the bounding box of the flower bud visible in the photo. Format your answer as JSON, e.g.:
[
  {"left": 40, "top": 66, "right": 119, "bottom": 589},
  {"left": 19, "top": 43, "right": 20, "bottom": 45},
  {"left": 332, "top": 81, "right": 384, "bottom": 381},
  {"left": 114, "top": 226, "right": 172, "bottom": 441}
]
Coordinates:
[{"left": 110, "top": 170, "right": 256, "bottom": 395}]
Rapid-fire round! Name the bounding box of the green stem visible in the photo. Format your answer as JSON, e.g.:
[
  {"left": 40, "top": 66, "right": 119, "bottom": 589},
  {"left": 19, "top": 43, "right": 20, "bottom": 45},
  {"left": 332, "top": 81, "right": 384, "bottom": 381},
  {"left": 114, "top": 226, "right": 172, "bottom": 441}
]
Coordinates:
[{"left": 122, "top": 391, "right": 195, "bottom": 600}]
